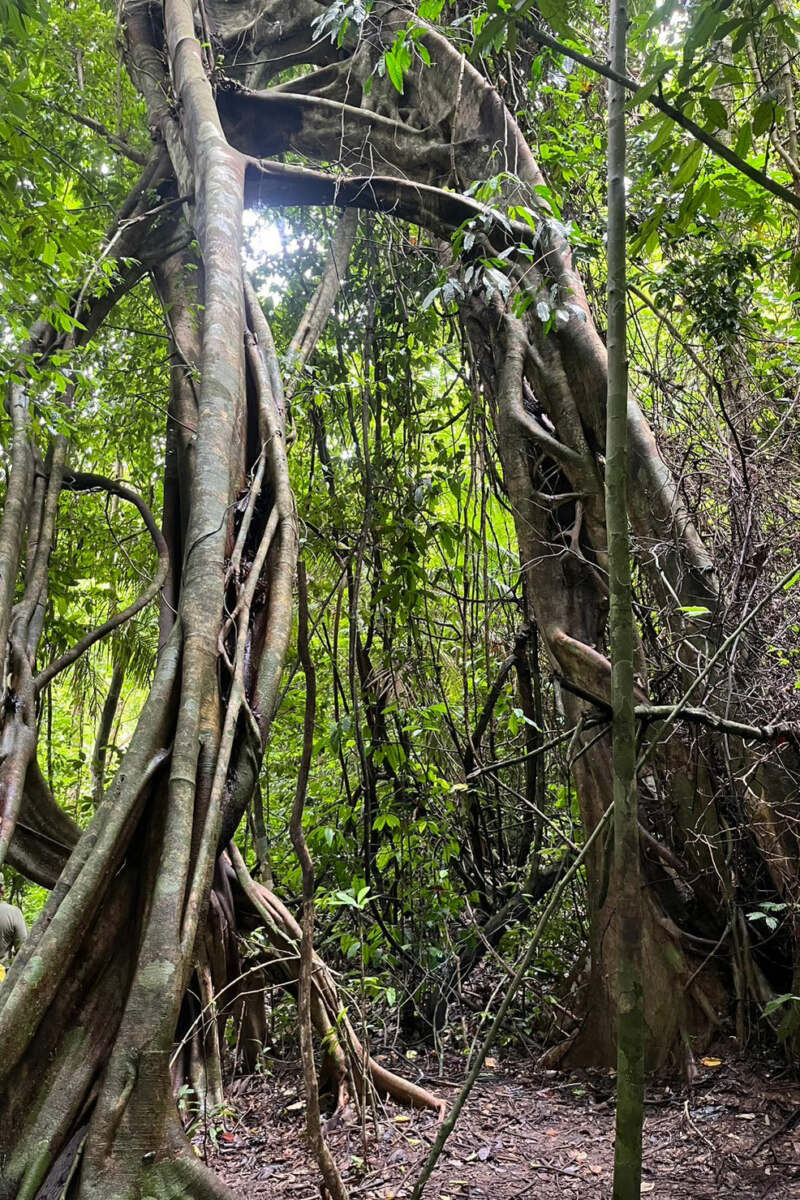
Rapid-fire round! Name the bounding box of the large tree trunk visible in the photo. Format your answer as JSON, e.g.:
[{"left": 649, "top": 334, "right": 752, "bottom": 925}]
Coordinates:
[
  {"left": 0, "top": 6, "right": 295, "bottom": 1189},
  {"left": 213, "top": 0, "right": 800, "bottom": 1065},
  {"left": 0, "top": 9, "right": 444, "bottom": 1193}
]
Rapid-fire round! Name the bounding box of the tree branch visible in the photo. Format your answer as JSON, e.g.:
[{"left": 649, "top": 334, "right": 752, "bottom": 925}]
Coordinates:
[
  {"left": 556, "top": 672, "right": 800, "bottom": 745},
  {"left": 244, "top": 158, "right": 538, "bottom": 252},
  {"left": 285, "top": 208, "right": 358, "bottom": 403},
  {"left": 48, "top": 102, "right": 150, "bottom": 165},
  {"left": 34, "top": 473, "right": 169, "bottom": 692},
  {"left": 527, "top": 24, "right": 800, "bottom": 214}
]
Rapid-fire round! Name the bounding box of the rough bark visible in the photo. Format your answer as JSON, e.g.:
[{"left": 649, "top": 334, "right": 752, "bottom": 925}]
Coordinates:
[{"left": 0, "top": 11, "right": 441, "bottom": 1195}]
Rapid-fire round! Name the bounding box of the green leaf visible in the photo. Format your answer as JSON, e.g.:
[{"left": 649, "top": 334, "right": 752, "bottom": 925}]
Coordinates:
[
  {"left": 700, "top": 97, "right": 728, "bottom": 131},
  {"left": 752, "top": 100, "right": 775, "bottom": 138},
  {"left": 685, "top": 7, "right": 722, "bottom": 53},
  {"left": 420, "top": 285, "right": 441, "bottom": 310},
  {"left": 734, "top": 123, "right": 752, "bottom": 158},
  {"left": 629, "top": 65, "right": 670, "bottom": 107},
  {"left": 536, "top": 0, "right": 579, "bottom": 39},
  {"left": 673, "top": 142, "right": 703, "bottom": 188},
  {"left": 763, "top": 994, "right": 800, "bottom": 1017},
  {"left": 703, "top": 186, "right": 722, "bottom": 219},
  {"left": 648, "top": 117, "right": 674, "bottom": 156},
  {"left": 384, "top": 32, "right": 412, "bottom": 94}
]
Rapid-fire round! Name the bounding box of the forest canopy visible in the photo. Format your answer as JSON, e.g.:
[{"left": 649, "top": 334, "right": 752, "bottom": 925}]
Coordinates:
[{"left": 1, "top": 1, "right": 800, "bottom": 1198}]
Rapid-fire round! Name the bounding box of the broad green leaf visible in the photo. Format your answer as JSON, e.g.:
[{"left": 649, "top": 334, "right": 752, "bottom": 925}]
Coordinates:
[{"left": 752, "top": 100, "right": 775, "bottom": 138}]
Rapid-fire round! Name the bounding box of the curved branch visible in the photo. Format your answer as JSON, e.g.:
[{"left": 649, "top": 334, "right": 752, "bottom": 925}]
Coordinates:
[
  {"left": 6, "top": 760, "right": 79, "bottom": 888},
  {"left": 220, "top": 82, "right": 437, "bottom": 150},
  {"left": 509, "top": 386, "right": 588, "bottom": 467},
  {"left": 34, "top": 473, "right": 169, "bottom": 692},
  {"left": 244, "top": 158, "right": 538, "bottom": 252}
]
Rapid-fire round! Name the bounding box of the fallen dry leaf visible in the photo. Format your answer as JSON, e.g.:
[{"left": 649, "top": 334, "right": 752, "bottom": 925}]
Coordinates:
[{"left": 701, "top": 1057, "right": 722, "bottom": 1067}]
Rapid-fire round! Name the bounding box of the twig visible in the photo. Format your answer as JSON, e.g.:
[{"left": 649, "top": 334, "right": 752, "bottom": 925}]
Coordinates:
[
  {"left": 751, "top": 1105, "right": 800, "bottom": 1156},
  {"left": 48, "top": 101, "right": 149, "bottom": 164}
]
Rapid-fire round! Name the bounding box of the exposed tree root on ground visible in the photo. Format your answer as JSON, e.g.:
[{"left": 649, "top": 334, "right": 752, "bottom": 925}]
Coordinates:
[{"left": 200, "top": 1048, "right": 800, "bottom": 1200}]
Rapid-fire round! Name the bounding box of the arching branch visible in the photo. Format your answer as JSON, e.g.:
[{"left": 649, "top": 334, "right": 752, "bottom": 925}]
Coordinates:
[
  {"left": 34, "top": 473, "right": 169, "bottom": 693},
  {"left": 244, "top": 158, "right": 539, "bottom": 252}
]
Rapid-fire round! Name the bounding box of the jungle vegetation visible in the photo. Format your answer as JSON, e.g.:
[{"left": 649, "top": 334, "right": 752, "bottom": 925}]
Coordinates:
[{"left": 1, "top": 0, "right": 800, "bottom": 1197}]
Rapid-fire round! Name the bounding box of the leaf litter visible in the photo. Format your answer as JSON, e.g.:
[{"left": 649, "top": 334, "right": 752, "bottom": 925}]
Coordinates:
[{"left": 201, "top": 1049, "right": 800, "bottom": 1199}]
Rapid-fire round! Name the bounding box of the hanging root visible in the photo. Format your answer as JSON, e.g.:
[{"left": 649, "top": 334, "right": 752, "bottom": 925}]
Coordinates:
[{"left": 226, "top": 844, "right": 445, "bottom": 1117}]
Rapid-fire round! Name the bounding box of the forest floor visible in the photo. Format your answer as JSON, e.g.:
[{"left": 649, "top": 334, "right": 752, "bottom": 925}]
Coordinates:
[{"left": 200, "top": 1044, "right": 800, "bottom": 1199}]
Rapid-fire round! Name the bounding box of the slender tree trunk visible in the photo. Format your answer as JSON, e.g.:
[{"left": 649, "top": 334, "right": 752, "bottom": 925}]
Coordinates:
[
  {"left": 607, "top": 1, "right": 644, "bottom": 1194},
  {"left": 290, "top": 562, "right": 349, "bottom": 1200}
]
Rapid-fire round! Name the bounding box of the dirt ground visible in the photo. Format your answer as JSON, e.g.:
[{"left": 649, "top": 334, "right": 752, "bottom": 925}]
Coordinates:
[{"left": 200, "top": 1047, "right": 800, "bottom": 1199}]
